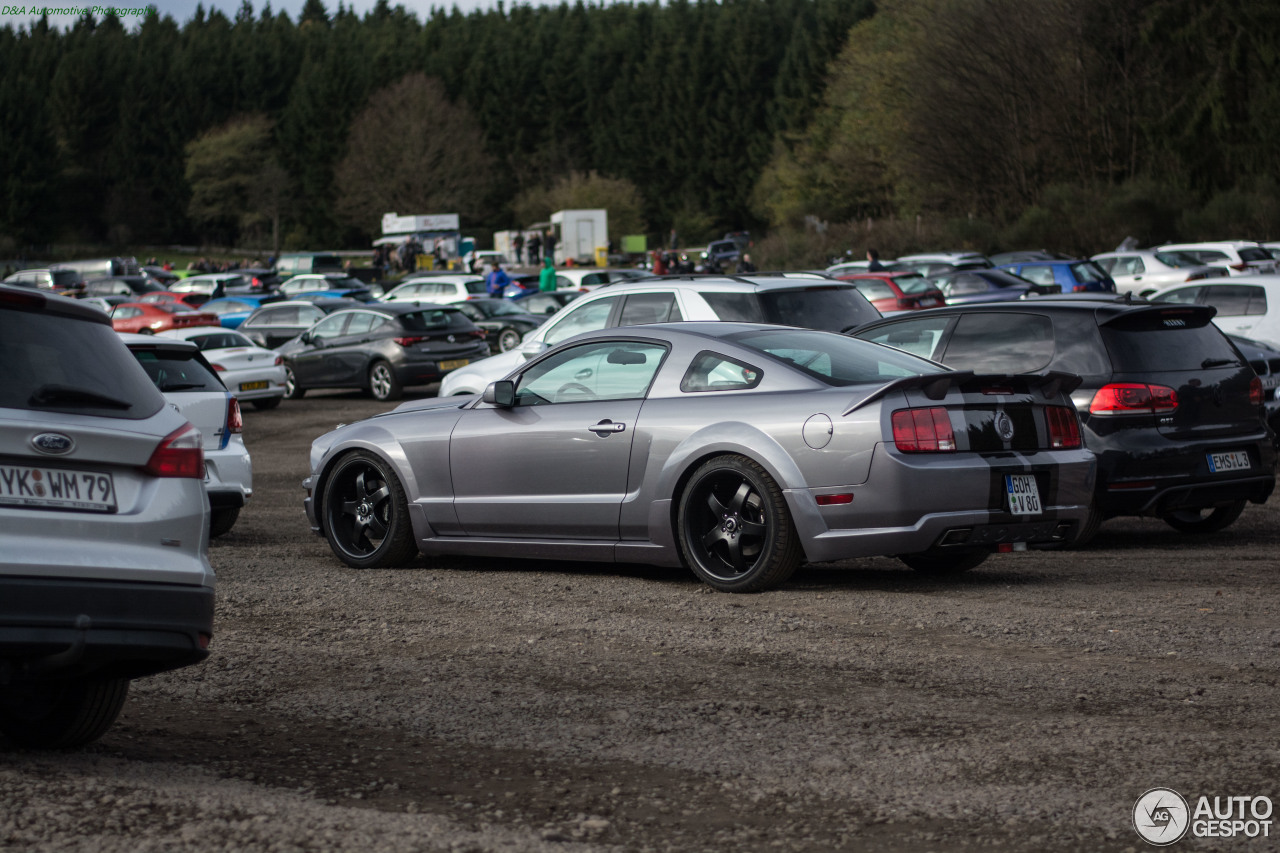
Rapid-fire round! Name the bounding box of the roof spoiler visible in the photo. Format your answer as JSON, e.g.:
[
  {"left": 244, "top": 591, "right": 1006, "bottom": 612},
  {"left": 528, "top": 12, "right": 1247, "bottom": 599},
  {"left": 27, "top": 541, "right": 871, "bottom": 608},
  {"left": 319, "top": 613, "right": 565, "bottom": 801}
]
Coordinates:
[
  {"left": 1097, "top": 302, "right": 1217, "bottom": 326},
  {"left": 842, "top": 370, "right": 1083, "bottom": 416}
]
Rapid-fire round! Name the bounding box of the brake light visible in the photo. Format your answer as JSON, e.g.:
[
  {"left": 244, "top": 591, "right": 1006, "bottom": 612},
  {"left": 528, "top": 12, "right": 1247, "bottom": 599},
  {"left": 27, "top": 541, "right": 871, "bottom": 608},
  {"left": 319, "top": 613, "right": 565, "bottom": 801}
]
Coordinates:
[
  {"left": 227, "top": 396, "right": 243, "bottom": 434},
  {"left": 394, "top": 336, "right": 426, "bottom": 346},
  {"left": 1089, "top": 383, "right": 1178, "bottom": 415},
  {"left": 273, "top": 355, "right": 283, "bottom": 366},
  {"left": 142, "top": 423, "right": 205, "bottom": 478},
  {"left": 891, "top": 407, "right": 956, "bottom": 452},
  {"left": 1250, "top": 376, "right": 1263, "bottom": 406},
  {"left": 1072, "top": 284, "right": 1087, "bottom": 292},
  {"left": 210, "top": 363, "right": 226, "bottom": 371},
  {"left": 1045, "top": 405, "right": 1081, "bottom": 448},
  {"left": 1231, "top": 262, "right": 1249, "bottom": 271}
]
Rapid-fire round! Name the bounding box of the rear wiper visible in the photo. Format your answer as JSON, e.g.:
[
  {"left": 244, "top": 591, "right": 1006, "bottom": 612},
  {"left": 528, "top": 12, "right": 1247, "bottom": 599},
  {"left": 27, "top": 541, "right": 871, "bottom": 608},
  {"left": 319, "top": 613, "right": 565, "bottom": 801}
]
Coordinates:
[
  {"left": 29, "top": 383, "right": 133, "bottom": 409},
  {"left": 1201, "top": 357, "right": 1238, "bottom": 368}
]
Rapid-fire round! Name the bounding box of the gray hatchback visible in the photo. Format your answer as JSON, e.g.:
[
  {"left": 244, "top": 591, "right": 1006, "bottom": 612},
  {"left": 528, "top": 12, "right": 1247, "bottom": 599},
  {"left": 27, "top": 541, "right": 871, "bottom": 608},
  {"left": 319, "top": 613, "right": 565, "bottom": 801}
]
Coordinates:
[{"left": 0, "top": 286, "right": 214, "bottom": 748}]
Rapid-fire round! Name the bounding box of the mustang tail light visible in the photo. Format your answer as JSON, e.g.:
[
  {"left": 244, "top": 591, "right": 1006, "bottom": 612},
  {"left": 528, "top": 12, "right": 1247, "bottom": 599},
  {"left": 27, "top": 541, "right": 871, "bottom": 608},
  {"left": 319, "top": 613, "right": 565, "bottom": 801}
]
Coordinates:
[
  {"left": 227, "top": 397, "right": 243, "bottom": 434},
  {"left": 142, "top": 423, "right": 205, "bottom": 479},
  {"left": 1045, "top": 405, "right": 1082, "bottom": 448},
  {"left": 1089, "top": 383, "right": 1178, "bottom": 415},
  {"left": 1250, "top": 376, "right": 1263, "bottom": 406},
  {"left": 892, "top": 407, "right": 955, "bottom": 452}
]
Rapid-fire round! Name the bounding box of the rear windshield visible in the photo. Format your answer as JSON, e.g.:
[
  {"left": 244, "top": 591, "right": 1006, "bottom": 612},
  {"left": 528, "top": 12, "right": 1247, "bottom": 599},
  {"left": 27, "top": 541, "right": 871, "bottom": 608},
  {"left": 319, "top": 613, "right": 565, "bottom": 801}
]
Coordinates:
[
  {"left": 1070, "top": 262, "right": 1108, "bottom": 283},
  {"left": 186, "top": 331, "right": 255, "bottom": 350},
  {"left": 0, "top": 308, "right": 165, "bottom": 419},
  {"left": 701, "top": 287, "right": 879, "bottom": 333},
  {"left": 465, "top": 279, "right": 488, "bottom": 294},
  {"left": 130, "top": 349, "right": 226, "bottom": 392},
  {"left": 1101, "top": 311, "right": 1243, "bottom": 372},
  {"left": 399, "top": 309, "right": 472, "bottom": 331},
  {"left": 1238, "top": 248, "right": 1270, "bottom": 262},
  {"left": 894, "top": 275, "right": 934, "bottom": 294},
  {"left": 727, "top": 328, "right": 945, "bottom": 386}
]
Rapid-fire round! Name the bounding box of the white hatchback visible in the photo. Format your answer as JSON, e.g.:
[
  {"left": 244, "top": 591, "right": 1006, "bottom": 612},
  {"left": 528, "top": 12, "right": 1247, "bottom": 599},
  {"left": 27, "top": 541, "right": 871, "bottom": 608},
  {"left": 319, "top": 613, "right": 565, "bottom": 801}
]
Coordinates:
[
  {"left": 380, "top": 275, "right": 488, "bottom": 304},
  {"left": 1156, "top": 241, "right": 1277, "bottom": 276},
  {"left": 1149, "top": 275, "right": 1280, "bottom": 350}
]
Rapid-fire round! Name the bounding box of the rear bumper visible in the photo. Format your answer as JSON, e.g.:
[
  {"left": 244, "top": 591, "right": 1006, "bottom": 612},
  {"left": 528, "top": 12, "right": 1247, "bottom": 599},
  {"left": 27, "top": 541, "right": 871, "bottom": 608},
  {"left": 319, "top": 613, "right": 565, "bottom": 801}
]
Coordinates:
[
  {"left": 0, "top": 577, "right": 214, "bottom": 682},
  {"left": 205, "top": 437, "right": 253, "bottom": 507},
  {"left": 392, "top": 344, "right": 492, "bottom": 385}
]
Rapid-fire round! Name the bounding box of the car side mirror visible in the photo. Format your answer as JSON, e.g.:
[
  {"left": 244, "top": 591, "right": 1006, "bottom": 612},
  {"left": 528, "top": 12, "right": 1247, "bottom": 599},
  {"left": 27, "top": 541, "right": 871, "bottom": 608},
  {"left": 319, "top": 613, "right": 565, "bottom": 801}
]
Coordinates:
[
  {"left": 482, "top": 380, "right": 515, "bottom": 408},
  {"left": 545, "top": 306, "right": 556, "bottom": 314},
  {"left": 300, "top": 331, "right": 313, "bottom": 344},
  {"left": 518, "top": 340, "right": 548, "bottom": 361}
]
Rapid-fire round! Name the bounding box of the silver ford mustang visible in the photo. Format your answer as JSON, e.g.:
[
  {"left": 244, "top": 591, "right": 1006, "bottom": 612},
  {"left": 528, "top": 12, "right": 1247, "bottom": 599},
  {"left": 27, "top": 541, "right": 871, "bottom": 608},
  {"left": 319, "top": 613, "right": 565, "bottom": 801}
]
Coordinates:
[{"left": 304, "top": 323, "right": 1096, "bottom": 592}]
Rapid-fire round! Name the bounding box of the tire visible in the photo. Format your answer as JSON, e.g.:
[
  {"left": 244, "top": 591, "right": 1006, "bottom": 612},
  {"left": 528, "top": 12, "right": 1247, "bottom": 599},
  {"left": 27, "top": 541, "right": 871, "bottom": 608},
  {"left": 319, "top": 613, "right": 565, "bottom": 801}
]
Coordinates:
[
  {"left": 676, "top": 455, "right": 802, "bottom": 592},
  {"left": 497, "top": 327, "right": 523, "bottom": 352},
  {"left": 251, "top": 395, "right": 283, "bottom": 410},
  {"left": 1162, "top": 500, "right": 1247, "bottom": 534},
  {"left": 321, "top": 450, "right": 419, "bottom": 569},
  {"left": 367, "top": 360, "right": 402, "bottom": 402},
  {"left": 284, "top": 366, "right": 305, "bottom": 399},
  {"left": 0, "top": 677, "right": 130, "bottom": 749},
  {"left": 209, "top": 506, "right": 240, "bottom": 539},
  {"left": 1067, "top": 502, "right": 1105, "bottom": 548},
  {"left": 899, "top": 550, "right": 989, "bottom": 575}
]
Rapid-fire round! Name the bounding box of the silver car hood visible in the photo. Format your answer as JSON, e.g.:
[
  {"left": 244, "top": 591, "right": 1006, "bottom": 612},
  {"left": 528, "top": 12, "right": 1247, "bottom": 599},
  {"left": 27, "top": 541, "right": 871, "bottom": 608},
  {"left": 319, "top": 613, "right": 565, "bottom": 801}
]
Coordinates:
[{"left": 384, "top": 396, "right": 475, "bottom": 417}]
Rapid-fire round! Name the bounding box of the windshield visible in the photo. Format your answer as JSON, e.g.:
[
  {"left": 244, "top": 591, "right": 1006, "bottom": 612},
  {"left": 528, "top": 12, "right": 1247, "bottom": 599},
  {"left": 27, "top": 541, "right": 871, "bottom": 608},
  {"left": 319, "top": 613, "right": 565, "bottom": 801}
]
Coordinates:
[
  {"left": 727, "top": 328, "right": 945, "bottom": 386},
  {"left": 188, "top": 332, "right": 255, "bottom": 350}
]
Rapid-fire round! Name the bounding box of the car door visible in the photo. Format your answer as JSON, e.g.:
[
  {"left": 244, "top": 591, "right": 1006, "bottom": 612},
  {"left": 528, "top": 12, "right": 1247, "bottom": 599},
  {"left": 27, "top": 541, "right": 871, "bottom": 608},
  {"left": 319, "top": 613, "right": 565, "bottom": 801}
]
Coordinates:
[
  {"left": 1195, "top": 284, "right": 1266, "bottom": 339},
  {"left": 449, "top": 339, "right": 668, "bottom": 539},
  {"left": 291, "top": 313, "right": 351, "bottom": 384},
  {"left": 324, "top": 311, "right": 383, "bottom": 383}
]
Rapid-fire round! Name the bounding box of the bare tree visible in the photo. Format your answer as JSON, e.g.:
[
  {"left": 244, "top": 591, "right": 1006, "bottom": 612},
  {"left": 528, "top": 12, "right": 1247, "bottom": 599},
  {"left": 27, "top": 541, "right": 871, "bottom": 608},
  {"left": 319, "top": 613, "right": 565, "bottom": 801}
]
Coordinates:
[{"left": 334, "top": 74, "right": 498, "bottom": 234}]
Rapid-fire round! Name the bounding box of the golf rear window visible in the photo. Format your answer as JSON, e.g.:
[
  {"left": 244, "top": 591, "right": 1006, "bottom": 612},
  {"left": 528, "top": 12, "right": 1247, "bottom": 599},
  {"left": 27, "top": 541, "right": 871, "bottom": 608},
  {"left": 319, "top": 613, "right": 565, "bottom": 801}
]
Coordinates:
[
  {"left": 0, "top": 309, "right": 165, "bottom": 419},
  {"left": 939, "top": 313, "right": 1055, "bottom": 374},
  {"left": 1101, "top": 314, "right": 1242, "bottom": 372}
]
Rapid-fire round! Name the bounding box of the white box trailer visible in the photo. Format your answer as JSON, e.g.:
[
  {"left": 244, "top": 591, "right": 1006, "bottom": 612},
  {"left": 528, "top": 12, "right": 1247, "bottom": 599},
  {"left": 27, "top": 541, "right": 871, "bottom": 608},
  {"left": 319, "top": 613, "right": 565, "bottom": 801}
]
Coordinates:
[{"left": 550, "top": 209, "right": 607, "bottom": 266}]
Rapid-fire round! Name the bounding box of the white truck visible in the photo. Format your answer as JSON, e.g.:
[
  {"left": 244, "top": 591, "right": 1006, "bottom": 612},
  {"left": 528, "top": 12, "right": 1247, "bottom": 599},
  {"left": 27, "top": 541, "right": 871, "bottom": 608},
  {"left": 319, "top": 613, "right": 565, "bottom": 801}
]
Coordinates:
[{"left": 550, "top": 209, "right": 607, "bottom": 266}]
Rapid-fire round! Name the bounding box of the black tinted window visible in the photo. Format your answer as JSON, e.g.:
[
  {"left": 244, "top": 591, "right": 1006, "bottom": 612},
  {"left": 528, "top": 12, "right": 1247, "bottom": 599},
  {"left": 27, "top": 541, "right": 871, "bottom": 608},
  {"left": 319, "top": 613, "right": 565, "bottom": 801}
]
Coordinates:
[
  {"left": 188, "top": 332, "right": 254, "bottom": 350},
  {"left": 619, "top": 292, "right": 679, "bottom": 325},
  {"left": 755, "top": 287, "right": 879, "bottom": 332},
  {"left": 940, "top": 313, "right": 1056, "bottom": 373},
  {"left": 1101, "top": 311, "right": 1242, "bottom": 371},
  {"left": 0, "top": 308, "right": 165, "bottom": 419},
  {"left": 131, "top": 350, "right": 225, "bottom": 392},
  {"left": 399, "top": 309, "right": 472, "bottom": 331},
  {"left": 1198, "top": 285, "right": 1266, "bottom": 317},
  {"left": 728, "top": 328, "right": 943, "bottom": 386},
  {"left": 700, "top": 292, "right": 763, "bottom": 323}
]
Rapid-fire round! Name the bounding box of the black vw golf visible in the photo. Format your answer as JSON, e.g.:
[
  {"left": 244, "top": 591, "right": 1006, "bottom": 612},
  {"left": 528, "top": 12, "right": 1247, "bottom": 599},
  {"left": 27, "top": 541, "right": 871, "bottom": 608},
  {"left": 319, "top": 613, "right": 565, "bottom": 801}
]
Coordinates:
[
  {"left": 853, "top": 296, "right": 1276, "bottom": 542},
  {"left": 279, "top": 303, "right": 489, "bottom": 401}
]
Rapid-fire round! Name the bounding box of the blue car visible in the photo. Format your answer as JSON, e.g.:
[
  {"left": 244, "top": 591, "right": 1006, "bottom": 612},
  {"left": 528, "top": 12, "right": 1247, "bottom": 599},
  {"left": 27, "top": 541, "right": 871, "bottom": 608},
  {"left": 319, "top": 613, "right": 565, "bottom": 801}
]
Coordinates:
[
  {"left": 200, "top": 295, "right": 285, "bottom": 328},
  {"left": 997, "top": 259, "right": 1116, "bottom": 293}
]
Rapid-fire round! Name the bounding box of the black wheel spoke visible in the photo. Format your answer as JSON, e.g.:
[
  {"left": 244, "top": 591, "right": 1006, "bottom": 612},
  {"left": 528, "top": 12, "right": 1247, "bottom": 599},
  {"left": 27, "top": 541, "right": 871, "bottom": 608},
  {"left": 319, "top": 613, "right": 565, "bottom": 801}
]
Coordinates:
[
  {"left": 341, "top": 498, "right": 360, "bottom": 518},
  {"left": 724, "top": 535, "right": 746, "bottom": 571},
  {"left": 702, "top": 526, "right": 728, "bottom": 550},
  {"left": 738, "top": 518, "right": 766, "bottom": 537},
  {"left": 364, "top": 513, "right": 388, "bottom": 539},
  {"left": 705, "top": 492, "right": 728, "bottom": 517},
  {"left": 726, "top": 481, "right": 753, "bottom": 515}
]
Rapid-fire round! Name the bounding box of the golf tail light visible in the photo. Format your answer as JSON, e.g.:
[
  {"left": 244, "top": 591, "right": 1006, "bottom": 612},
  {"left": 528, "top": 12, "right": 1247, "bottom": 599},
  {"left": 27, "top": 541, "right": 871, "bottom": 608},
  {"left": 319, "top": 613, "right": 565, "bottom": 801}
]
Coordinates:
[
  {"left": 227, "top": 397, "right": 243, "bottom": 434},
  {"left": 892, "top": 407, "right": 955, "bottom": 452},
  {"left": 142, "top": 423, "right": 205, "bottom": 479},
  {"left": 1045, "top": 405, "right": 1081, "bottom": 448},
  {"left": 1089, "top": 383, "right": 1178, "bottom": 415},
  {"left": 1250, "top": 376, "right": 1263, "bottom": 406}
]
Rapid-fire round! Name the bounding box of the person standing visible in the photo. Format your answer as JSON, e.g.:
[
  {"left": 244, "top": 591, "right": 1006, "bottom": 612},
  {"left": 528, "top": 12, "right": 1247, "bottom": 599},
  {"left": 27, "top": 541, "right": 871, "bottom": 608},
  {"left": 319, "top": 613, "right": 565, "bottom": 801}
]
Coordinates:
[
  {"left": 512, "top": 232, "right": 525, "bottom": 265},
  {"left": 486, "top": 263, "right": 512, "bottom": 297},
  {"left": 544, "top": 229, "right": 557, "bottom": 263},
  {"left": 538, "top": 256, "right": 557, "bottom": 292},
  {"left": 668, "top": 228, "right": 679, "bottom": 251},
  {"left": 866, "top": 248, "right": 886, "bottom": 271},
  {"left": 738, "top": 253, "right": 757, "bottom": 273}
]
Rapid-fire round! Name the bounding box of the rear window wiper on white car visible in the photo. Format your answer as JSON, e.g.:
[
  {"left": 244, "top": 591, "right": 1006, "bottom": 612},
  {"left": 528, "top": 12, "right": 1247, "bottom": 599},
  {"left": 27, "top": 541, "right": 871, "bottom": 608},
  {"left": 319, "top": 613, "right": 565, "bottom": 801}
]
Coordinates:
[{"left": 28, "top": 383, "right": 133, "bottom": 409}]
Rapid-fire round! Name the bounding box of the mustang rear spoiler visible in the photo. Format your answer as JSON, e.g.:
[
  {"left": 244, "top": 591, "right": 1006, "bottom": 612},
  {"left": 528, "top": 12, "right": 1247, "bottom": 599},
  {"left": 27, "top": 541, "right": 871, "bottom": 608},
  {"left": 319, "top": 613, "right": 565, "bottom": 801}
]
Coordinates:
[{"left": 842, "top": 371, "right": 1083, "bottom": 416}]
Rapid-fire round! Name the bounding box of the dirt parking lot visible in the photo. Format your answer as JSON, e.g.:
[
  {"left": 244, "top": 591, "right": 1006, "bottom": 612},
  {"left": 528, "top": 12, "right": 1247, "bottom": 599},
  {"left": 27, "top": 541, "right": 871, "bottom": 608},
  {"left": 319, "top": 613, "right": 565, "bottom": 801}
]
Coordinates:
[{"left": 4, "top": 390, "right": 1279, "bottom": 852}]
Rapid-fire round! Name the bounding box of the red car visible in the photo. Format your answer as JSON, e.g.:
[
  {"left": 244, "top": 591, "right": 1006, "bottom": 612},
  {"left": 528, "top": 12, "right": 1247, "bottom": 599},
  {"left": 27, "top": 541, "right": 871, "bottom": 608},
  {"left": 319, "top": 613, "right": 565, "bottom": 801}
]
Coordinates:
[
  {"left": 139, "top": 291, "right": 211, "bottom": 308},
  {"left": 110, "top": 302, "right": 220, "bottom": 334},
  {"left": 836, "top": 271, "right": 947, "bottom": 313}
]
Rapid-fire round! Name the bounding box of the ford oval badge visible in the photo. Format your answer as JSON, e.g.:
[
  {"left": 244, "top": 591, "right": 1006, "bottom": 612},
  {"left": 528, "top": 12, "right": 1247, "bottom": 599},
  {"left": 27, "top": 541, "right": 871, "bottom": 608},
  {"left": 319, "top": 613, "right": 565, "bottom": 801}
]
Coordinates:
[{"left": 32, "top": 432, "right": 75, "bottom": 455}]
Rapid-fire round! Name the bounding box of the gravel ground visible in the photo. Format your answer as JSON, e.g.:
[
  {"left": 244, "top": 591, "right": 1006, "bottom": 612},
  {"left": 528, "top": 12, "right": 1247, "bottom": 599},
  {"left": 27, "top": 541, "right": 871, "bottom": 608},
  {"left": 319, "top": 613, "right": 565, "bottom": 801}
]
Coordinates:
[{"left": 4, "top": 390, "right": 1279, "bottom": 852}]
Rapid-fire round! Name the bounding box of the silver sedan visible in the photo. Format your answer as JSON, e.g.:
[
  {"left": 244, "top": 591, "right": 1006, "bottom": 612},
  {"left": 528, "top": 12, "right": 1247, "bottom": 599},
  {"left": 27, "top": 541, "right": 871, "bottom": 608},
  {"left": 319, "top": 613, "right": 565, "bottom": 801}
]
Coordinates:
[{"left": 304, "top": 324, "right": 1095, "bottom": 592}]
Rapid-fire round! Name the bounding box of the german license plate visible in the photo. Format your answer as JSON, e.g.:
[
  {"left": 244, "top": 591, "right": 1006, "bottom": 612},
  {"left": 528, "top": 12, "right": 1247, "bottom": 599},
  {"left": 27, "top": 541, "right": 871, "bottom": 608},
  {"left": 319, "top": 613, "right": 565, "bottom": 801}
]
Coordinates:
[
  {"left": 1005, "top": 474, "right": 1042, "bottom": 515},
  {"left": 1207, "top": 451, "right": 1250, "bottom": 473},
  {"left": 438, "top": 359, "right": 470, "bottom": 372},
  {"left": 240, "top": 380, "right": 269, "bottom": 391},
  {"left": 0, "top": 464, "right": 116, "bottom": 512}
]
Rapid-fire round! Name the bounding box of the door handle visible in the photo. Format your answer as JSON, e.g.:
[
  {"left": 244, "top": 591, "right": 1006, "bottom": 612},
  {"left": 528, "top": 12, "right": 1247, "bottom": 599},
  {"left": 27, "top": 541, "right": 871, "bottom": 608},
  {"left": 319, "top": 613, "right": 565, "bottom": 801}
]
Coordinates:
[
  {"left": 588, "top": 420, "right": 626, "bottom": 435},
  {"left": 575, "top": 368, "right": 594, "bottom": 380}
]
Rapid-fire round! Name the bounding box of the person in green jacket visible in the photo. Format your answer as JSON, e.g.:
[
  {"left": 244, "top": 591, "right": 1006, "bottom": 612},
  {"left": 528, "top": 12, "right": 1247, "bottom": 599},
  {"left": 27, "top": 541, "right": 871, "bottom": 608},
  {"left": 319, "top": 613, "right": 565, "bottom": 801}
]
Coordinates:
[{"left": 538, "top": 256, "right": 557, "bottom": 292}]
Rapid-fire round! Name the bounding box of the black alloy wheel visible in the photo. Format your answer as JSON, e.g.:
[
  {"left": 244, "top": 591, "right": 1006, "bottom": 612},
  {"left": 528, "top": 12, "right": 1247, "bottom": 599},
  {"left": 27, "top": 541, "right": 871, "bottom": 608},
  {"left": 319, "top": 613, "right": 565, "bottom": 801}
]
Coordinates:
[
  {"left": 1162, "top": 500, "right": 1247, "bottom": 534},
  {"left": 677, "top": 454, "right": 801, "bottom": 592},
  {"left": 321, "top": 450, "right": 418, "bottom": 569}
]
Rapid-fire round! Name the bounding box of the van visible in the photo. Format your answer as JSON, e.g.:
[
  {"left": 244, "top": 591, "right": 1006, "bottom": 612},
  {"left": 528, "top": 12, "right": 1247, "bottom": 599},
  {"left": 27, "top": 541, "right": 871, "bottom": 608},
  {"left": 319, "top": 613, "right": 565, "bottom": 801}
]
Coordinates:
[{"left": 274, "top": 253, "right": 344, "bottom": 278}]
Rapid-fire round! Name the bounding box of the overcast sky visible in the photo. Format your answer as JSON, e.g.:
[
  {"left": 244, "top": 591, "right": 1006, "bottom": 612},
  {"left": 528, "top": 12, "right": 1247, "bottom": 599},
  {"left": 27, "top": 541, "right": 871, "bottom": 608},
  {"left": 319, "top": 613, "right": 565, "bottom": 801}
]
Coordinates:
[{"left": 4, "top": 0, "right": 554, "bottom": 31}]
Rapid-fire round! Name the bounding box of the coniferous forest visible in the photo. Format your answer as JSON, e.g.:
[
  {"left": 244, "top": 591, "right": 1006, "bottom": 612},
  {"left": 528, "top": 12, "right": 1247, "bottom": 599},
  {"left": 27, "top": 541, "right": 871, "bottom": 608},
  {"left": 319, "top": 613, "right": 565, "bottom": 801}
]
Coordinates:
[{"left": 3, "top": 0, "right": 1280, "bottom": 259}]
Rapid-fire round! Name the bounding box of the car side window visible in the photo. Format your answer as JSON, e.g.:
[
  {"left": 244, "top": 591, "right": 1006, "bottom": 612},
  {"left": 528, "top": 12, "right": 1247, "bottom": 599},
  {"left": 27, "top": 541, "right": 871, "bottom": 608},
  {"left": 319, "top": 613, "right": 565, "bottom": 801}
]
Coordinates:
[
  {"left": 542, "top": 296, "right": 620, "bottom": 346},
  {"left": 1019, "top": 265, "right": 1055, "bottom": 285},
  {"left": 345, "top": 313, "right": 378, "bottom": 335},
  {"left": 680, "top": 351, "right": 763, "bottom": 392},
  {"left": 855, "top": 316, "right": 952, "bottom": 360},
  {"left": 1151, "top": 286, "right": 1201, "bottom": 305},
  {"left": 1199, "top": 285, "right": 1262, "bottom": 317},
  {"left": 852, "top": 280, "right": 895, "bottom": 300},
  {"left": 311, "top": 314, "right": 349, "bottom": 339},
  {"left": 514, "top": 340, "right": 668, "bottom": 405},
  {"left": 619, "top": 292, "right": 679, "bottom": 326},
  {"left": 939, "top": 313, "right": 1055, "bottom": 373}
]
